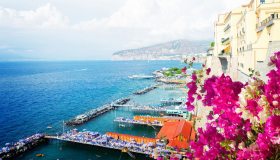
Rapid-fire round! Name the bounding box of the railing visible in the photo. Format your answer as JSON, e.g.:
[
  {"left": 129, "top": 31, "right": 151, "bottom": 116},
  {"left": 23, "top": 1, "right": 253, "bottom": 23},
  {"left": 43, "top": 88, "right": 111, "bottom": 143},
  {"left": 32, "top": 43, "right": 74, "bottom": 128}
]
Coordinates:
[
  {"left": 224, "top": 24, "right": 231, "bottom": 32},
  {"left": 256, "top": 13, "right": 279, "bottom": 32},
  {"left": 221, "top": 37, "right": 230, "bottom": 44}
]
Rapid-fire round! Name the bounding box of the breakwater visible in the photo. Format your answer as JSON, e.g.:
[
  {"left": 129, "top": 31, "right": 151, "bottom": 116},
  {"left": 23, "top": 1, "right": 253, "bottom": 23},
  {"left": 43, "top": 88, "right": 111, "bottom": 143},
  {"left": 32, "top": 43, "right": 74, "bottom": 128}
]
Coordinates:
[
  {"left": 133, "top": 84, "right": 158, "bottom": 95},
  {"left": 65, "top": 98, "right": 130, "bottom": 126},
  {"left": 0, "top": 134, "right": 47, "bottom": 160}
]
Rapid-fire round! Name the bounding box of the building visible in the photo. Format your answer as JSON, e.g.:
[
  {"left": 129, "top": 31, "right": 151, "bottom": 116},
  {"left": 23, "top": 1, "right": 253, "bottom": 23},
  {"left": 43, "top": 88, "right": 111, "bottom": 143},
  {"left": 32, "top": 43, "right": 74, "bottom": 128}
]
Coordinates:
[
  {"left": 209, "top": 0, "right": 280, "bottom": 82},
  {"left": 156, "top": 120, "right": 195, "bottom": 149}
]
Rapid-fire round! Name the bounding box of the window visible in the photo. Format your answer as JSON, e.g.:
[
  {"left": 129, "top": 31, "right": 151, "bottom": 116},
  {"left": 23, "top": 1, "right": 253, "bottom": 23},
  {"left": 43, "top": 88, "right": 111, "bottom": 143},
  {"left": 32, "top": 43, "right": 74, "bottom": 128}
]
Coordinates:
[{"left": 260, "top": 0, "right": 265, "bottom": 4}]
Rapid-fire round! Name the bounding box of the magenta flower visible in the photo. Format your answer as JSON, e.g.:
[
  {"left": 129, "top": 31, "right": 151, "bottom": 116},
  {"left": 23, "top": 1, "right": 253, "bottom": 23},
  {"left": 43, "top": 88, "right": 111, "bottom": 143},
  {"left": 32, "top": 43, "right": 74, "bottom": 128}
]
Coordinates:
[
  {"left": 186, "top": 73, "right": 198, "bottom": 111},
  {"left": 245, "top": 99, "right": 263, "bottom": 118},
  {"left": 256, "top": 133, "right": 271, "bottom": 151},
  {"left": 186, "top": 51, "right": 280, "bottom": 160},
  {"left": 265, "top": 115, "right": 280, "bottom": 144},
  {"left": 206, "top": 68, "right": 211, "bottom": 75}
]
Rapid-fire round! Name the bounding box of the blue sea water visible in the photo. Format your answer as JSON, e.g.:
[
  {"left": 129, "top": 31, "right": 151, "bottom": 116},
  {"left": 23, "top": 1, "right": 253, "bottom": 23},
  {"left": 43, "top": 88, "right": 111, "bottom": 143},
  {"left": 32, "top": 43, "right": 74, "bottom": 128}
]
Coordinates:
[{"left": 0, "top": 61, "right": 198, "bottom": 160}]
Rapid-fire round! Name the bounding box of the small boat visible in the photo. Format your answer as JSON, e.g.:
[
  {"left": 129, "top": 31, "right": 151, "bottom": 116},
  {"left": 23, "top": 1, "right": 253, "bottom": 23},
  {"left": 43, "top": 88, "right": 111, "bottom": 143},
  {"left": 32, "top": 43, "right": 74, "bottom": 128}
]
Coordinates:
[
  {"left": 36, "top": 153, "right": 45, "bottom": 157},
  {"left": 119, "top": 124, "right": 126, "bottom": 127},
  {"left": 128, "top": 74, "right": 154, "bottom": 79},
  {"left": 46, "top": 126, "right": 52, "bottom": 129}
]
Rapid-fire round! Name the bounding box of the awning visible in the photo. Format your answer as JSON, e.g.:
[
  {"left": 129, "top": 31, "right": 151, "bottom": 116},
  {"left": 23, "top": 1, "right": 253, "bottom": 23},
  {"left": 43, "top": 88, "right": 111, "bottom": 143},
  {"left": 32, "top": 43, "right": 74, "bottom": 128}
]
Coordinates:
[{"left": 222, "top": 45, "right": 231, "bottom": 54}]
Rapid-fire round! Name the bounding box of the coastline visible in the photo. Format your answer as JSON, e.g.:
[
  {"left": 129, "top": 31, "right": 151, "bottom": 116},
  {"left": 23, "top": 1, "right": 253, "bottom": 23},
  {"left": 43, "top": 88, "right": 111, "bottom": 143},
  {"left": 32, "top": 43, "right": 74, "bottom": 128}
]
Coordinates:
[{"left": 0, "top": 61, "right": 192, "bottom": 160}]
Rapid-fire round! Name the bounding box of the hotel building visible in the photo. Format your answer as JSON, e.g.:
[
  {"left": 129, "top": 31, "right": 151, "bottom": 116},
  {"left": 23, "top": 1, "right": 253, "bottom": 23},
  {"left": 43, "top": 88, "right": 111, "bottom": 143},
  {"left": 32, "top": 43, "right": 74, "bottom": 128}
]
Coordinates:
[{"left": 208, "top": 0, "right": 280, "bottom": 82}]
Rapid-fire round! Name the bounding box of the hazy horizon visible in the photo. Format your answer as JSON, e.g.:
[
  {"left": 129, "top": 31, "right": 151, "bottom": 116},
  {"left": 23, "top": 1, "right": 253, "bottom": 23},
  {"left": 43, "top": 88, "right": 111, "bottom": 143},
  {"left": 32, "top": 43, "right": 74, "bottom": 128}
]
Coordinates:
[{"left": 0, "top": 0, "right": 248, "bottom": 60}]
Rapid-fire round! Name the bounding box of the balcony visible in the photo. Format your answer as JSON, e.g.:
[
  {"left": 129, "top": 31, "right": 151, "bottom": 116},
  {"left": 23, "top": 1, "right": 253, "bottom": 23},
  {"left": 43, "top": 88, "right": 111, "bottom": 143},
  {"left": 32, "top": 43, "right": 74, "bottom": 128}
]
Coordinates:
[
  {"left": 256, "top": 13, "right": 279, "bottom": 32},
  {"left": 224, "top": 24, "right": 231, "bottom": 32},
  {"left": 207, "top": 47, "right": 214, "bottom": 56},
  {"left": 221, "top": 37, "right": 230, "bottom": 44},
  {"left": 219, "top": 45, "right": 231, "bottom": 57}
]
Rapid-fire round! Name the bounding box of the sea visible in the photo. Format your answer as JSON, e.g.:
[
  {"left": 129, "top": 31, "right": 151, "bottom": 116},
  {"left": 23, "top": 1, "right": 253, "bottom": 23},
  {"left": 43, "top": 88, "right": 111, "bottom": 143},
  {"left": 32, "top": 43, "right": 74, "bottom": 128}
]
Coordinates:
[{"left": 0, "top": 61, "right": 200, "bottom": 160}]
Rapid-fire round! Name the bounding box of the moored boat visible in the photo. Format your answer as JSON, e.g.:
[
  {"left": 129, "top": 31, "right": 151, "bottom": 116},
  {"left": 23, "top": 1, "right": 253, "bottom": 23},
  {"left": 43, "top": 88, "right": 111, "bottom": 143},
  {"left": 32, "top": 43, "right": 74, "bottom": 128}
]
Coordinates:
[{"left": 128, "top": 74, "right": 154, "bottom": 79}]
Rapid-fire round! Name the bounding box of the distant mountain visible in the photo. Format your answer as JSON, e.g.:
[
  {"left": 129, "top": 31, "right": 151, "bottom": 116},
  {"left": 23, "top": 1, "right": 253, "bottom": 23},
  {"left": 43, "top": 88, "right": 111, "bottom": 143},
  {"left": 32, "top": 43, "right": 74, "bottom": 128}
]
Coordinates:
[{"left": 112, "top": 39, "right": 209, "bottom": 60}]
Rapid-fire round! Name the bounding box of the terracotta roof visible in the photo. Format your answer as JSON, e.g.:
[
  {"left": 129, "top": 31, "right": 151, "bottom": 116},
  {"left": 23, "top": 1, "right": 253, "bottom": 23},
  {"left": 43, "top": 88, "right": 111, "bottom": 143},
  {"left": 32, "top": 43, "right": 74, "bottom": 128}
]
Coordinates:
[
  {"left": 156, "top": 120, "right": 192, "bottom": 140},
  {"left": 156, "top": 120, "right": 195, "bottom": 149}
]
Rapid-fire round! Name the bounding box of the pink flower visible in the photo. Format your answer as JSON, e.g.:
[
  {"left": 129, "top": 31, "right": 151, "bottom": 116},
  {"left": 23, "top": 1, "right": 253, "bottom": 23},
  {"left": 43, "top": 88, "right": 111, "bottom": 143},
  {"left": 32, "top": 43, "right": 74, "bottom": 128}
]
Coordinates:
[
  {"left": 265, "top": 116, "right": 280, "bottom": 144},
  {"left": 256, "top": 133, "right": 271, "bottom": 152},
  {"left": 245, "top": 99, "right": 263, "bottom": 118},
  {"left": 181, "top": 67, "right": 187, "bottom": 74},
  {"left": 192, "top": 57, "right": 196, "bottom": 61},
  {"left": 186, "top": 73, "right": 198, "bottom": 111},
  {"left": 187, "top": 51, "right": 280, "bottom": 160},
  {"left": 265, "top": 51, "right": 280, "bottom": 113},
  {"left": 206, "top": 68, "right": 211, "bottom": 75}
]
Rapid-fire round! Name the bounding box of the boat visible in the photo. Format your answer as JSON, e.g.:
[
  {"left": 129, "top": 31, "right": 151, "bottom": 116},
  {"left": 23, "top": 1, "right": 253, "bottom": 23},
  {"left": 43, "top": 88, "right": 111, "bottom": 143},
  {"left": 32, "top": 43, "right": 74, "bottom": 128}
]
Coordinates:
[
  {"left": 160, "top": 98, "right": 183, "bottom": 106},
  {"left": 119, "top": 124, "right": 126, "bottom": 127},
  {"left": 128, "top": 74, "right": 154, "bottom": 79},
  {"left": 46, "top": 126, "right": 52, "bottom": 129},
  {"left": 36, "top": 153, "right": 45, "bottom": 157}
]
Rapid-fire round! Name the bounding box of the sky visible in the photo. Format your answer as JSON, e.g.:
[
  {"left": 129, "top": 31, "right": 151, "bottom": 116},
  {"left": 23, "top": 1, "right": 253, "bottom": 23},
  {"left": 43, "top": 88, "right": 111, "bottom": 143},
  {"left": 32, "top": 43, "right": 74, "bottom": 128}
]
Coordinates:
[{"left": 0, "top": 0, "right": 248, "bottom": 60}]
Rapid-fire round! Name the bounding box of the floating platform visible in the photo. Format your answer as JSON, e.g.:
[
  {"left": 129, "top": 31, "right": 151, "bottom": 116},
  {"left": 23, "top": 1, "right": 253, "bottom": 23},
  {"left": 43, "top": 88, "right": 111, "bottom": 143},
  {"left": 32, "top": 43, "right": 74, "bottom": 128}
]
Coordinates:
[{"left": 65, "top": 98, "right": 130, "bottom": 126}]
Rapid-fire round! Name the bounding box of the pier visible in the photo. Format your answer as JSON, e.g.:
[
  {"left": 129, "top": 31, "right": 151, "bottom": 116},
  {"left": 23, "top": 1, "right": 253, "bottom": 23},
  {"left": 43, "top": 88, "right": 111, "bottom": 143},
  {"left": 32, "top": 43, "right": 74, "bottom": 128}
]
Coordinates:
[
  {"left": 133, "top": 84, "right": 158, "bottom": 95},
  {"left": 45, "top": 130, "right": 172, "bottom": 158},
  {"left": 114, "top": 117, "right": 163, "bottom": 127},
  {"left": 0, "top": 134, "right": 47, "bottom": 160},
  {"left": 65, "top": 98, "right": 130, "bottom": 126},
  {"left": 131, "top": 106, "right": 168, "bottom": 113}
]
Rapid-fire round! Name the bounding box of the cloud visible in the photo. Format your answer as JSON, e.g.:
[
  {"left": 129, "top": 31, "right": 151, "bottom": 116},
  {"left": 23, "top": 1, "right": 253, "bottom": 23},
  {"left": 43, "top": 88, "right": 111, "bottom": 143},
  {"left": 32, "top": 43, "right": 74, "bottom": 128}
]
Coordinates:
[
  {"left": 0, "top": 3, "right": 69, "bottom": 29},
  {"left": 0, "top": 0, "right": 249, "bottom": 59},
  {"left": 72, "top": 0, "right": 248, "bottom": 41}
]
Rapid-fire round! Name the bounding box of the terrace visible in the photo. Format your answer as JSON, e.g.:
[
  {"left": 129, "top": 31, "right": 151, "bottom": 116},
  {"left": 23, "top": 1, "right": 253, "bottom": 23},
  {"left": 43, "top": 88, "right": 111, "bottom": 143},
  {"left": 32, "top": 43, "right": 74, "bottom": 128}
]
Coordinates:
[{"left": 256, "top": 13, "right": 279, "bottom": 32}]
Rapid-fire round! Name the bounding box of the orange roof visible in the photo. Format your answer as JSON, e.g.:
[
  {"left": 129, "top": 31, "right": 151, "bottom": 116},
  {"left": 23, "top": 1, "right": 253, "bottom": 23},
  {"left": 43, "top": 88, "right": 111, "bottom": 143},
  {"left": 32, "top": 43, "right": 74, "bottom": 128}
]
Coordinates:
[
  {"left": 156, "top": 120, "right": 195, "bottom": 149},
  {"left": 106, "top": 132, "right": 157, "bottom": 144},
  {"left": 169, "top": 139, "right": 189, "bottom": 149},
  {"left": 156, "top": 120, "right": 192, "bottom": 139}
]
